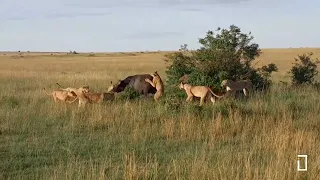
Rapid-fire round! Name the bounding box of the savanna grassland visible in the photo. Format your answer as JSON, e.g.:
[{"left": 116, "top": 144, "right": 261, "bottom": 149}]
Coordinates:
[{"left": 1, "top": 48, "right": 320, "bottom": 180}]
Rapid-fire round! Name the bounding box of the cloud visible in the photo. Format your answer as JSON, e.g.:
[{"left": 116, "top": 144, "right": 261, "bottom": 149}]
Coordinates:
[
  {"left": 125, "top": 31, "right": 184, "bottom": 39},
  {"left": 180, "top": 8, "right": 204, "bottom": 12},
  {"left": 158, "top": 0, "right": 251, "bottom": 6},
  {"left": 6, "top": 17, "right": 29, "bottom": 21},
  {"left": 64, "top": 1, "right": 151, "bottom": 9},
  {"left": 63, "top": 0, "right": 253, "bottom": 9},
  {"left": 3, "top": 11, "right": 112, "bottom": 21},
  {"left": 1, "top": 1, "right": 112, "bottom": 21},
  {"left": 44, "top": 12, "right": 112, "bottom": 19}
]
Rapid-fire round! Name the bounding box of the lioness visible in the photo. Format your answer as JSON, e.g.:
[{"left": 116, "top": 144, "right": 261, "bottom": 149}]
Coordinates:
[
  {"left": 145, "top": 71, "right": 164, "bottom": 101},
  {"left": 55, "top": 83, "right": 91, "bottom": 107},
  {"left": 107, "top": 80, "right": 121, "bottom": 92},
  {"left": 220, "top": 79, "right": 253, "bottom": 98},
  {"left": 63, "top": 86, "right": 91, "bottom": 108},
  {"left": 179, "top": 74, "right": 189, "bottom": 83},
  {"left": 43, "top": 88, "right": 78, "bottom": 103},
  {"left": 84, "top": 92, "right": 115, "bottom": 103},
  {"left": 56, "top": 83, "right": 90, "bottom": 94},
  {"left": 179, "top": 82, "right": 224, "bottom": 106},
  {"left": 84, "top": 83, "right": 115, "bottom": 103}
]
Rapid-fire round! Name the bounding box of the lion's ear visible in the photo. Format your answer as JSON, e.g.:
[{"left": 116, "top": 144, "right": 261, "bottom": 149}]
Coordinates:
[
  {"left": 154, "top": 71, "right": 159, "bottom": 76},
  {"left": 71, "top": 91, "right": 77, "bottom": 97}
]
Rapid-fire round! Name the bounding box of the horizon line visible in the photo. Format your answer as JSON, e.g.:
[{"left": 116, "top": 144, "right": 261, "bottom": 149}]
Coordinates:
[{"left": 1, "top": 47, "right": 320, "bottom": 54}]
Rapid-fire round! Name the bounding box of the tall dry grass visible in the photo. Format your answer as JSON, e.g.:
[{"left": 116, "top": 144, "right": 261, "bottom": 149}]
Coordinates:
[{"left": 1, "top": 50, "right": 320, "bottom": 179}]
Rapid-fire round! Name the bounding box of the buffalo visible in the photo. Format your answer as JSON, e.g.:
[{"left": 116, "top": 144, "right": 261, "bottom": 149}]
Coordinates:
[{"left": 109, "top": 74, "right": 157, "bottom": 96}]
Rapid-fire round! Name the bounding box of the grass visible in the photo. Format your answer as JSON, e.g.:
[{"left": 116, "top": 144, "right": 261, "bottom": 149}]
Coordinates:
[{"left": 1, "top": 48, "right": 320, "bottom": 179}]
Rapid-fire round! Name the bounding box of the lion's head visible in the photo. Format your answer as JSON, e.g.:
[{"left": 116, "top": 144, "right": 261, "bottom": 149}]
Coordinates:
[
  {"left": 108, "top": 80, "right": 124, "bottom": 93},
  {"left": 220, "top": 80, "right": 230, "bottom": 88}
]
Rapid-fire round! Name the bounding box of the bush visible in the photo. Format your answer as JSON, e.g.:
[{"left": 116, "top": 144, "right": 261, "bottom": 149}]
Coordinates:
[
  {"left": 164, "top": 25, "right": 278, "bottom": 92},
  {"left": 288, "top": 52, "right": 319, "bottom": 85},
  {"left": 160, "top": 85, "right": 186, "bottom": 113},
  {"left": 117, "top": 87, "right": 141, "bottom": 101}
]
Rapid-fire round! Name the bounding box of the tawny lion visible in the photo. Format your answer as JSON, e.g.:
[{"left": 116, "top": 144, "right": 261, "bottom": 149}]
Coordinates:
[
  {"left": 85, "top": 92, "right": 115, "bottom": 103},
  {"left": 62, "top": 83, "right": 115, "bottom": 107},
  {"left": 63, "top": 87, "right": 91, "bottom": 108},
  {"left": 56, "top": 83, "right": 90, "bottom": 94},
  {"left": 56, "top": 83, "right": 91, "bottom": 107},
  {"left": 220, "top": 79, "right": 253, "bottom": 98},
  {"left": 179, "top": 82, "right": 224, "bottom": 106},
  {"left": 82, "top": 82, "right": 115, "bottom": 103},
  {"left": 107, "top": 80, "right": 121, "bottom": 92},
  {"left": 43, "top": 88, "right": 78, "bottom": 103},
  {"left": 145, "top": 71, "right": 164, "bottom": 101}
]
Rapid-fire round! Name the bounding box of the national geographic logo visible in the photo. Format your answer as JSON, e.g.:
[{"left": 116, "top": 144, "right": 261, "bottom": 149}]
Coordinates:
[{"left": 297, "top": 155, "right": 307, "bottom": 171}]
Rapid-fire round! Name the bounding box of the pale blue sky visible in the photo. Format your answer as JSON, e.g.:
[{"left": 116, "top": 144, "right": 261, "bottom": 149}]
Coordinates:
[{"left": 1, "top": 0, "right": 319, "bottom": 52}]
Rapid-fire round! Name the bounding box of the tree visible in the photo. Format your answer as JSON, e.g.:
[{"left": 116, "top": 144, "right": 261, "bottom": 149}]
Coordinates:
[
  {"left": 164, "top": 25, "right": 277, "bottom": 91},
  {"left": 288, "top": 52, "right": 319, "bottom": 85}
]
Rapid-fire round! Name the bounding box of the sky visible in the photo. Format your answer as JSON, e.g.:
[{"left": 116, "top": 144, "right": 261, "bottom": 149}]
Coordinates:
[{"left": 1, "top": 0, "right": 320, "bottom": 52}]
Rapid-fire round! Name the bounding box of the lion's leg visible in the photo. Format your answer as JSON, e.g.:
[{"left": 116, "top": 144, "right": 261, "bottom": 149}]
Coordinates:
[
  {"left": 145, "top": 79, "right": 156, "bottom": 88},
  {"left": 210, "top": 96, "right": 216, "bottom": 105},
  {"left": 154, "top": 91, "right": 162, "bottom": 101},
  {"left": 199, "top": 96, "right": 205, "bottom": 106},
  {"left": 78, "top": 100, "right": 83, "bottom": 108},
  {"left": 61, "top": 96, "right": 68, "bottom": 103},
  {"left": 208, "top": 93, "right": 215, "bottom": 104},
  {"left": 186, "top": 95, "right": 193, "bottom": 102},
  {"left": 53, "top": 95, "right": 58, "bottom": 103}
]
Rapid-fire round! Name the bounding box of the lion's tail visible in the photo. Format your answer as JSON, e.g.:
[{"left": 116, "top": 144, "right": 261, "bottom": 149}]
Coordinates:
[
  {"left": 43, "top": 88, "right": 52, "bottom": 96},
  {"left": 56, "top": 82, "right": 63, "bottom": 88},
  {"left": 208, "top": 88, "right": 224, "bottom": 98},
  {"left": 68, "top": 97, "right": 79, "bottom": 103}
]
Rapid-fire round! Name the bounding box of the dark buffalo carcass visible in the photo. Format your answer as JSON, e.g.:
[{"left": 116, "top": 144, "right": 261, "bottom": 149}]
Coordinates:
[{"left": 109, "top": 74, "right": 157, "bottom": 96}]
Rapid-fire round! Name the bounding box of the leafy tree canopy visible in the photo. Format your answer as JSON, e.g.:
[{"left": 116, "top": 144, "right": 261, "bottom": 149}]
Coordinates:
[
  {"left": 164, "top": 25, "right": 277, "bottom": 91},
  {"left": 289, "top": 52, "right": 319, "bottom": 85}
]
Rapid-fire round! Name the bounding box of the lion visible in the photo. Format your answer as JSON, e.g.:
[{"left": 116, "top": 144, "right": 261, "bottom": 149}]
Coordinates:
[
  {"left": 62, "top": 83, "right": 115, "bottom": 107},
  {"left": 56, "top": 83, "right": 90, "bottom": 94},
  {"left": 84, "top": 92, "right": 115, "bottom": 103},
  {"left": 179, "top": 74, "right": 189, "bottom": 83},
  {"left": 220, "top": 79, "right": 253, "bottom": 98},
  {"left": 43, "top": 88, "right": 78, "bottom": 103},
  {"left": 179, "top": 82, "right": 224, "bottom": 106},
  {"left": 63, "top": 86, "right": 92, "bottom": 108},
  {"left": 144, "top": 71, "right": 164, "bottom": 101},
  {"left": 84, "top": 83, "right": 115, "bottom": 103},
  {"left": 55, "top": 83, "right": 91, "bottom": 107},
  {"left": 107, "top": 80, "right": 121, "bottom": 92}
]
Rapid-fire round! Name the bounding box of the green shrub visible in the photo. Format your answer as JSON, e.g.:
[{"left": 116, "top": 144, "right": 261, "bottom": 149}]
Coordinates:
[
  {"left": 164, "top": 25, "right": 278, "bottom": 91},
  {"left": 160, "top": 85, "right": 185, "bottom": 113},
  {"left": 117, "top": 87, "right": 141, "bottom": 101},
  {"left": 288, "top": 52, "right": 319, "bottom": 85}
]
